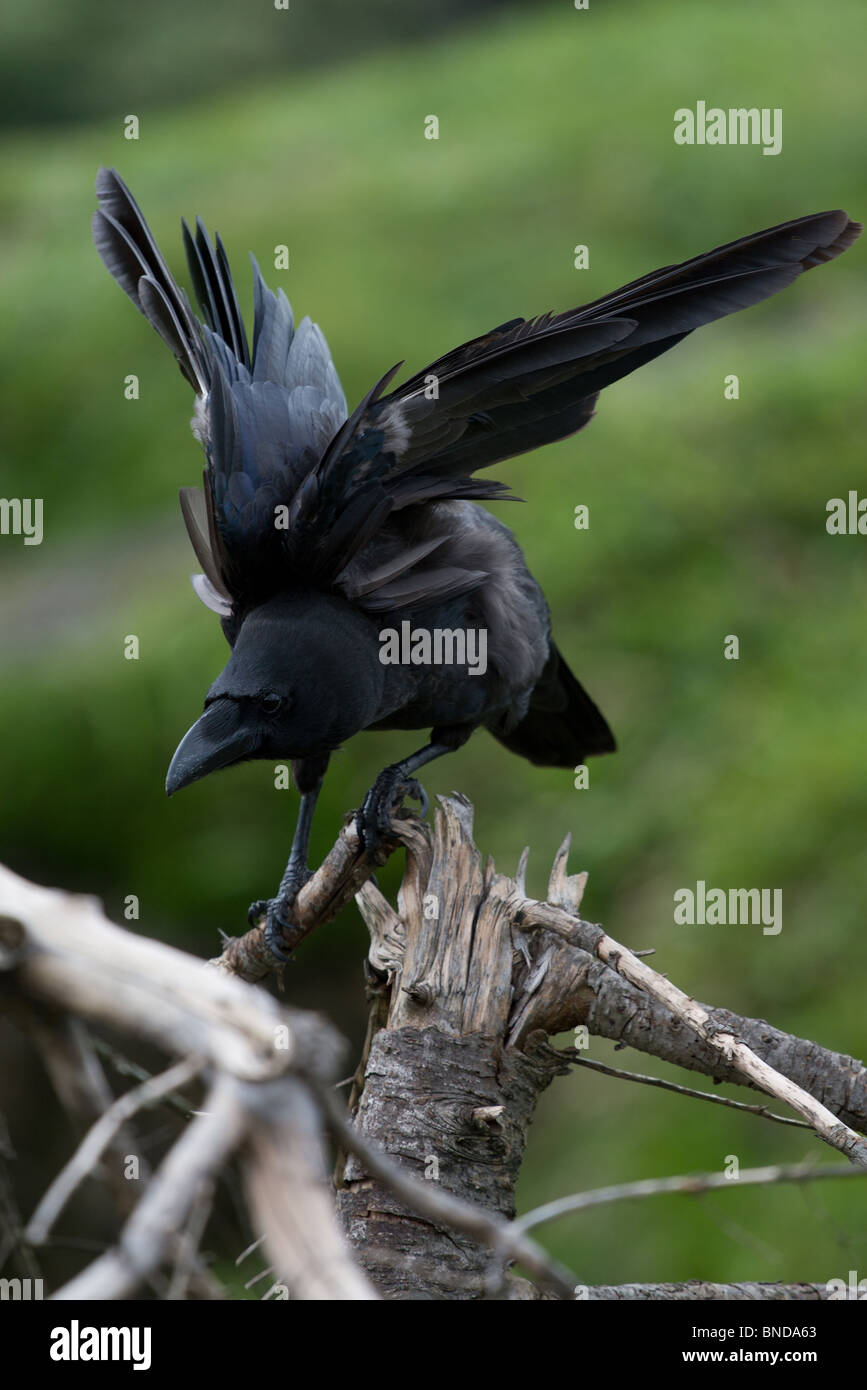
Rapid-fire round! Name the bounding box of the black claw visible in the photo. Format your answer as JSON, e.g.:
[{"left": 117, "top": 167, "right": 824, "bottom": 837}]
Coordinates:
[
  {"left": 247, "top": 898, "right": 269, "bottom": 928},
  {"left": 357, "top": 768, "right": 430, "bottom": 854},
  {"left": 406, "top": 778, "right": 429, "bottom": 818},
  {"left": 264, "top": 910, "right": 293, "bottom": 962},
  {"left": 249, "top": 867, "right": 312, "bottom": 961}
]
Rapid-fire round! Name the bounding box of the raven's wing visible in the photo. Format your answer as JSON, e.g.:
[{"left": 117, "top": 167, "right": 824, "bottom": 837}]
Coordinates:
[
  {"left": 319, "top": 210, "right": 860, "bottom": 502},
  {"left": 93, "top": 167, "right": 348, "bottom": 611},
  {"left": 298, "top": 208, "right": 859, "bottom": 613},
  {"left": 369, "top": 209, "right": 861, "bottom": 491},
  {"left": 95, "top": 177, "right": 860, "bottom": 618}
]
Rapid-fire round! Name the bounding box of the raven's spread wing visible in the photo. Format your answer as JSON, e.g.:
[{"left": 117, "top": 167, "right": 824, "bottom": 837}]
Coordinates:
[
  {"left": 289, "top": 209, "right": 857, "bottom": 612},
  {"left": 93, "top": 167, "right": 348, "bottom": 612},
  {"left": 95, "top": 172, "right": 860, "bottom": 620},
  {"left": 326, "top": 210, "right": 860, "bottom": 508}
]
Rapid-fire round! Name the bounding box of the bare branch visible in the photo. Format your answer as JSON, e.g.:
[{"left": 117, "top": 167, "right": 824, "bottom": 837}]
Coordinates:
[
  {"left": 516, "top": 897, "right": 867, "bottom": 1166},
  {"left": 165, "top": 1177, "right": 218, "bottom": 1301},
  {"left": 578, "top": 1281, "right": 833, "bottom": 1301},
  {"left": 27, "top": 1056, "right": 204, "bottom": 1245},
  {"left": 215, "top": 812, "right": 425, "bottom": 980},
  {"left": 0, "top": 861, "right": 343, "bottom": 1085}
]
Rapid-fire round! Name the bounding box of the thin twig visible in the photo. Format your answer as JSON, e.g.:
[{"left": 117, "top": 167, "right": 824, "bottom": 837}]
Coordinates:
[
  {"left": 235, "top": 1233, "right": 266, "bottom": 1266},
  {"left": 566, "top": 1052, "right": 811, "bottom": 1128},
  {"left": 515, "top": 1161, "right": 865, "bottom": 1234},
  {"left": 93, "top": 1039, "right": 199, "bottom": 1118}
]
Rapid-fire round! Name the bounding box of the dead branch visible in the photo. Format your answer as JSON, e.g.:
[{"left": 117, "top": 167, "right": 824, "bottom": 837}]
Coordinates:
[
  {"left": 2, "top": 787, "right": 863, "bottom": 1301},
  {"left": 513, "top": 929, "right": 867, "bottom": 1132},
  {"left": 515, "top": 896, "right": 867, "bottom": 1166},
  {"left": 0, "top": 850, "right": 571, "bottom": 1300},
  {"left": 53, "top": 1072, "right": 247, "bottom": 1300},
  {"left": 214, "top": 813, "right": 409, "bottom": 979}
]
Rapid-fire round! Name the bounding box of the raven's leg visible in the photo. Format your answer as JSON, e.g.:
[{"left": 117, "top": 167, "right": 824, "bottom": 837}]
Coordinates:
[
  {"left": 249, "top": 752, "right": 329, "bottom": 957},
  {"left": 358, "top": 726, "right": 473, "bottom": 853}
]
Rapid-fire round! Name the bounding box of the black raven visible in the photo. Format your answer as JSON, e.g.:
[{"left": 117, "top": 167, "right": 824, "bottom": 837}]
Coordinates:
[{"left": 93, "top": 169, "right": 860, "bottom": 953}]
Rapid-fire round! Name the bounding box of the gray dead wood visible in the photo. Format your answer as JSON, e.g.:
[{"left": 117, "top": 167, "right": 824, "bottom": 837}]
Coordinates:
[{"left": 1, "top": 787, "right": 863, "bottom": 1301}]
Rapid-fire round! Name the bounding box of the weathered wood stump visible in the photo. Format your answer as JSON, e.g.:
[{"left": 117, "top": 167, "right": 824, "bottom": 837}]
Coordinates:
[{"left": 333, "top": 796, "right": 593, "bottom": 1298}]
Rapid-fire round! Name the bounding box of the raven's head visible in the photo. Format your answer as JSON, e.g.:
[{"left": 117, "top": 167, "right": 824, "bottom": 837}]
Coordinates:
[{"left": 166, "top": 591, "right": 385, "bottom": 794}]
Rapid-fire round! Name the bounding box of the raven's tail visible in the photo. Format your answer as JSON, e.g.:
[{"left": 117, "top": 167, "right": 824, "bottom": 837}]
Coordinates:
[{"left": 490, "top": 644, "right": 616, "bottom": 768}]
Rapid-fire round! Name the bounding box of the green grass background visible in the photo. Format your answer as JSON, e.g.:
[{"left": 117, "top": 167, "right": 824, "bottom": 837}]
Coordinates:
[{"left": 1, "top": 0, "right": 865, "bottom": 1291}]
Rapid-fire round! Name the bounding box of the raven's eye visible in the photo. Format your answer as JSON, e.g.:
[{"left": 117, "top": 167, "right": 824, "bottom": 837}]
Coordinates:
[{"left": 260, "top": 692, "right": 284, "bottom": 715}]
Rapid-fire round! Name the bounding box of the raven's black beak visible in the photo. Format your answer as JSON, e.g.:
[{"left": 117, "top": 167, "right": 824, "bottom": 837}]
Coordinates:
[{"left": 166, "top": 698, "right": 256, "bottom": 796}]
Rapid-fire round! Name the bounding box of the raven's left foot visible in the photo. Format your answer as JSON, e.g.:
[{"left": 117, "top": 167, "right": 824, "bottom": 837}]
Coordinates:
[
  {"left": 248, "top": 867, "right": 314, "bottom": 961},
  {"left": 357, "top": 768, "right": 429, "bottom": 855}
]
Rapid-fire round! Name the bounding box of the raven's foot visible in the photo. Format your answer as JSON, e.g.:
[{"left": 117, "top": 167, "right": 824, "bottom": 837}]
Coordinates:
[
  {"left": 357, "top": 768, "right": 429, "bottom": 855},
  {"left": 248, "top": 867, "right": 314, "bottom": 961}
]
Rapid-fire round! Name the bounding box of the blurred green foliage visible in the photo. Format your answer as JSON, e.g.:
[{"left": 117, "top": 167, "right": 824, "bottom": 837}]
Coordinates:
[
  {"left": 0, "top": 0, "right": 865, "bottom": 1290},
  {"left": 0, "top": 0, "right": 506, "bottom": 127}
]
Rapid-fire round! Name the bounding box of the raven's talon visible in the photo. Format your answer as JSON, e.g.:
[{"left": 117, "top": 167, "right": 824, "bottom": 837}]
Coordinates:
[
  {"left": 358, "top": 771, "right": 430, "bottom": 854},
  {"left": 264, "top": 907, "right": 294, "bottom": 962},
  {"left": 249, "top": 862, "right": 312, "bottom": 952},
  {"left": 247, "top": 898, "right": 270, "bottom": 928},
  {"left": 248, "top": 897, "right": 294, "bottom": 959},
  {"left": 404, "top": 778, "right": 429, "bottom": 818}
]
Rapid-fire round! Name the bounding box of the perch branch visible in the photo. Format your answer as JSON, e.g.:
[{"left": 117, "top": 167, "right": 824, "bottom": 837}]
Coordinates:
[{"left": 213, "top": 811, "right": 426, "bottom": 980}]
